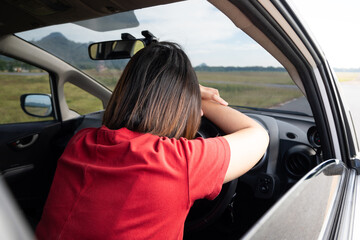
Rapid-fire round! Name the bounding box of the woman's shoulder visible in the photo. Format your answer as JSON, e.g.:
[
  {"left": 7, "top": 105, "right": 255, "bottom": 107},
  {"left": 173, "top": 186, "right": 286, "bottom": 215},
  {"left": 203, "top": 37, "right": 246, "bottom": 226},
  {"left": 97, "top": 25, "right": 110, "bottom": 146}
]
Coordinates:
[{"left": 69, "top": 127, "right": 97, "bottom": 143}]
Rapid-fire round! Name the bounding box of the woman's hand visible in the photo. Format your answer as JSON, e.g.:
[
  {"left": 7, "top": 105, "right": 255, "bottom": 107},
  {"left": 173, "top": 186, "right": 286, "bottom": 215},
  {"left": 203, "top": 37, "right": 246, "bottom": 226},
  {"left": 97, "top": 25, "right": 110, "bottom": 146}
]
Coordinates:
[{"left": 199, "top": 84, "right": 228, "bottom": 106}]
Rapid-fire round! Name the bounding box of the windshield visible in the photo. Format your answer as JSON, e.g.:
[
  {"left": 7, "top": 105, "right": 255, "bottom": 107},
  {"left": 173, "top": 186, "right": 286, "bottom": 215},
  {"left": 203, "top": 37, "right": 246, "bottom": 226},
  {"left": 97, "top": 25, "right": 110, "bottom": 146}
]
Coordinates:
[{"left": 16, "top": 1, "right": 311, "bottom": 116}]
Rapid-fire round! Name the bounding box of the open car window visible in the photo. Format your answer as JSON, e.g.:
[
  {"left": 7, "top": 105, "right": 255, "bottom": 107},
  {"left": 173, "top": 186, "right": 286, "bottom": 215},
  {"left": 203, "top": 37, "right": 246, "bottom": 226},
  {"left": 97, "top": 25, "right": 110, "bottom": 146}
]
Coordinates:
[{"left": 16, "top": 1, "right": 311, "bottom": 116}]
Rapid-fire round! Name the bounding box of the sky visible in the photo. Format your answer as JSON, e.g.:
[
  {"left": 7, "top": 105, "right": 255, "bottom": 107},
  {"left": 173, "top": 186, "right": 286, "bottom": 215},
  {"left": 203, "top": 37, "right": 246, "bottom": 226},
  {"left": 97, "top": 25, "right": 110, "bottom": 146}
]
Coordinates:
[
  {"left": 291, "top": 0, "right": 360, "bottom": 69},
  {"left": 17, "top": 1, "right": 280, "bottom": 67},
  {"left": 18, "top": 0, "right": 360, "bottom": 69}
]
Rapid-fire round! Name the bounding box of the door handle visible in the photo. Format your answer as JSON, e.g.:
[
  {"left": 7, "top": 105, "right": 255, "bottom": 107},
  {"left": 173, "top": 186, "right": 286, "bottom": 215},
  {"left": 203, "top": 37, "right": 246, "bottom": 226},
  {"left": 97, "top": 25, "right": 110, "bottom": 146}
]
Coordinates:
[{"left": 10, "top": 134, "right": 39, "bottom": 149}]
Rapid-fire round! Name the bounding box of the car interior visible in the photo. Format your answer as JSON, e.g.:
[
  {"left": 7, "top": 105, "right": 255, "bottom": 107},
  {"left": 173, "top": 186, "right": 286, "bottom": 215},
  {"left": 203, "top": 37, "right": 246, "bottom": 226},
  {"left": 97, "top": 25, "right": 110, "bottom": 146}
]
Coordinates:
[{"left": 0, "top": 0, "right": 338, "bottom": 239}]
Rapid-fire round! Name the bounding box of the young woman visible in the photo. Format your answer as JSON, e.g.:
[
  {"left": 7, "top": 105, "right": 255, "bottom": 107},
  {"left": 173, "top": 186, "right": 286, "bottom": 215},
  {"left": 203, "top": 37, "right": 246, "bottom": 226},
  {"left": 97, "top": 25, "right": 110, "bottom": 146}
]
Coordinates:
[{"left": 36, "top": 42, "right": 269, "bottom": 240}]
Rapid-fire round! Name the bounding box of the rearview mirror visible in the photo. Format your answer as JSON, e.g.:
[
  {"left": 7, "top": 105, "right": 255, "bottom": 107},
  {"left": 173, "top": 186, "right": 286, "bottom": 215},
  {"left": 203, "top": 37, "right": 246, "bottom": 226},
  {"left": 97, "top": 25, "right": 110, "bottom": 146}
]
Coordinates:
[
  {"left": 20, "top": 94, "right": 53, "bottom": 118},
  {"left": 88, "top": 40, "right": 145, "bottom": 60}
]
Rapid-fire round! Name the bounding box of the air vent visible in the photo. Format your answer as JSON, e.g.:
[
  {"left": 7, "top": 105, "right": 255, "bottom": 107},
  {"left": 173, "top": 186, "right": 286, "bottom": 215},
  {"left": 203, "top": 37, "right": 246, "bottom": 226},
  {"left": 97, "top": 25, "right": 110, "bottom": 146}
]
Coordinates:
[{"left": 284, "top": 145, "right": 316, "bottom": 178}]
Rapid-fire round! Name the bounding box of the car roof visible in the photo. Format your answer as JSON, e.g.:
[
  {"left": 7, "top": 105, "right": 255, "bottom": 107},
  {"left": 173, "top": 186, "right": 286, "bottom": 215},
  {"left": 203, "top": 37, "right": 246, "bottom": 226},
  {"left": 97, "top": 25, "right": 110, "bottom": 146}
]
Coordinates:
[{"left": 0, "top": 0, "right": 181, "bottom": 35}]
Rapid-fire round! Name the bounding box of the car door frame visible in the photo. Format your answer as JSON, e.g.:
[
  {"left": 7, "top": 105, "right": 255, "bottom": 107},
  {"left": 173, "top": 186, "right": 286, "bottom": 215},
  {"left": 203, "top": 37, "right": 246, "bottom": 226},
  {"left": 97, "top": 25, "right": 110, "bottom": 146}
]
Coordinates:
[{"left": 216, "top": 0, "right": 359, "bottom": 238}]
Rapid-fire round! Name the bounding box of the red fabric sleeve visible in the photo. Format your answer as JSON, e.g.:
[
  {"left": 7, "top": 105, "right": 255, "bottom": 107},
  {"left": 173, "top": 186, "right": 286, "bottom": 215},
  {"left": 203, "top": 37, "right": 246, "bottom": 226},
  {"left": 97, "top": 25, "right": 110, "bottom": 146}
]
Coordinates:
[{"left": 180, "top": 136, "right": 230, "bottom": 203}]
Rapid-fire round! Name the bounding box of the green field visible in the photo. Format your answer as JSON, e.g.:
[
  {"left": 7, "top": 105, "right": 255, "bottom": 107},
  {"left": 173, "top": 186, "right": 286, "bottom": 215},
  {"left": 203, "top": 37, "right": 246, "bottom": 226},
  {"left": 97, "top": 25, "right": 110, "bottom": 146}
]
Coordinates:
[
  {"left": 196, "top": 71, "right": 302, "bottom": 108},
  {"left": 0, "top": 71, "right": 303, "bottom": 124},
  {"left": 196, "top": 71, "right": 294, "bottom": 85},
  {"left": 0, "top": 74, "right": 52, "bottom": 123},
  {"left": 83, "top": 69, "right": 122, "bottom": 89},
  {"left": 0, "top": 74, "right": 103, "bottom": 124},
  {"left": 64, "top": 83, "right": 103, "bottom": 115}
]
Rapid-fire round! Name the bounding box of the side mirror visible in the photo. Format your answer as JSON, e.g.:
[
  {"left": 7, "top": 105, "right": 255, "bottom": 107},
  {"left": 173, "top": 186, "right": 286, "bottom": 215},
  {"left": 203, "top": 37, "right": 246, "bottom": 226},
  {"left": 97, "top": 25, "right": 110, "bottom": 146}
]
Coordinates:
[
  {"left": 20, "top": 94, "right": 53, "bottom": 118},
  {"left": 88, "top": 39, "right": 145, "bottom": 60}
]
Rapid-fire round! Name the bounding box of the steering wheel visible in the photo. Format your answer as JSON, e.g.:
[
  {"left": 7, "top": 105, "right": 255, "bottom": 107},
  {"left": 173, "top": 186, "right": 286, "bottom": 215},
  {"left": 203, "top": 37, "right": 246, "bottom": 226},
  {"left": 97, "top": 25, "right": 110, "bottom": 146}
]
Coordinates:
[{"left": 184, "top": 117, "right": 238, "bottom": 233}]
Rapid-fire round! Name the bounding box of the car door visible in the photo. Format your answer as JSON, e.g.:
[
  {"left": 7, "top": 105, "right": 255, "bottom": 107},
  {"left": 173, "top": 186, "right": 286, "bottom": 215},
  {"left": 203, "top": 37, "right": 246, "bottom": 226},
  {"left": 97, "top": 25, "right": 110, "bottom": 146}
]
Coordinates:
[
  {"left": 0, "top": 55, "right": 80, "bottom": 228},
  {"left": 219, "top": 0, "right": 359, "bottom": 238}
]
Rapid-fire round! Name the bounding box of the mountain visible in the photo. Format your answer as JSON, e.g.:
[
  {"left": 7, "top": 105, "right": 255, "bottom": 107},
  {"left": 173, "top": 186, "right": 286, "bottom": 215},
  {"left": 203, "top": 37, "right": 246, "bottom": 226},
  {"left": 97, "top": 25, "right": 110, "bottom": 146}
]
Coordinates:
[
  {"left": 34, "top": 32, "right": 91, "bottom": 68},
  {"left": 32, "top": 32, "right": 128, "bottom": 70}
]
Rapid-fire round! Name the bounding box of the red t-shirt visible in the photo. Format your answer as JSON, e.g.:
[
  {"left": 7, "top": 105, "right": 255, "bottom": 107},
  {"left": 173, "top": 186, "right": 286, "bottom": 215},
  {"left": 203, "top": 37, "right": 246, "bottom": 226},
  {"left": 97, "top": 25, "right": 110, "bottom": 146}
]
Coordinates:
[{"left": 36, "top": 126, "right": 230, "bottom": 240}]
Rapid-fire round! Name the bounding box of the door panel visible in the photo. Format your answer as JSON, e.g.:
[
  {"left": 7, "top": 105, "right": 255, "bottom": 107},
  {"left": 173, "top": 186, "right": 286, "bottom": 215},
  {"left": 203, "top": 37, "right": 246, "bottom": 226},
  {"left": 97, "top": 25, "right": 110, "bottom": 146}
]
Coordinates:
[
  {"left": 0, "top": 119, "right": 81, "bottom": 227},
  {"left": 242, "top": 159, "right": 347, "bottom": 239}
]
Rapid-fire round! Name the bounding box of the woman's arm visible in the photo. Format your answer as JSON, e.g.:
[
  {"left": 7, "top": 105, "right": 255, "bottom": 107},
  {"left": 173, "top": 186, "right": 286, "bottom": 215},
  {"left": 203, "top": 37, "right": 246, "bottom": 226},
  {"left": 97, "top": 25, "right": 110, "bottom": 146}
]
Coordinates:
[{"left": 200, "top": 86, "right": 269, "bottom": 183}]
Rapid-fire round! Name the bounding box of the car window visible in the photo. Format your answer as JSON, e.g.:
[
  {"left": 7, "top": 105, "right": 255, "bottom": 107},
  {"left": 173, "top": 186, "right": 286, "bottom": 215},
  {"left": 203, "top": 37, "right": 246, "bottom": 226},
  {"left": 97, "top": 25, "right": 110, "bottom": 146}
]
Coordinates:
[
  {"left": 16, "top": 0, "right": 311, "bottom": 116},
  {"left": 64, "top": 82, "right": 103, "bottom": 115},
  {"left": 0, "top": 55, "right": 53, "bottom": 124},
  {"left": 196, "top": 69, "right": 304, "bottom": 112}
]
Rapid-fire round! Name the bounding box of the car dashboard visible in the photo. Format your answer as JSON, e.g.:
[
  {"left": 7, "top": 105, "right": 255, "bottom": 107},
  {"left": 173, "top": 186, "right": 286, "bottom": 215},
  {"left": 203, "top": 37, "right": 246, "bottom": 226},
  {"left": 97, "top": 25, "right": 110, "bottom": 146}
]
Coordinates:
[
  {"left": 185, "top": 108, "right": 322, "bottom": 238},
  {"left": 244, "top": 111, "right": 321, "bottom": 197}
]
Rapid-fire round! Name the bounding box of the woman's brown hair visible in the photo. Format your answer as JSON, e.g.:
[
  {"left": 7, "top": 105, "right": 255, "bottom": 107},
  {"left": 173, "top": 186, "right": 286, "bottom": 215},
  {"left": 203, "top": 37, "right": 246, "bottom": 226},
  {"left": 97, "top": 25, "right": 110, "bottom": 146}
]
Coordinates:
[{"left": 102, "top": 42, "right": 201, "bottom": 139}]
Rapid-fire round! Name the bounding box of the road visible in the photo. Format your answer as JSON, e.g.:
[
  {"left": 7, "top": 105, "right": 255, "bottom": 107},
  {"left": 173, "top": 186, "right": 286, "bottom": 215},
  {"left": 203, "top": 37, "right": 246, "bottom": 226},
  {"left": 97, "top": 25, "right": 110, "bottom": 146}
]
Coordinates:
[
  {"left": 273, "top": 76, "right": 360, "bottom": 139},
  {"left": 273, "top": 96, "right": 312, "bottom": 116},
  {"left": 277, "top": 76, "right": 360, "bottom": 138},
  {"left": 340, "top": 77, "right": 360, "bottom": 139}
]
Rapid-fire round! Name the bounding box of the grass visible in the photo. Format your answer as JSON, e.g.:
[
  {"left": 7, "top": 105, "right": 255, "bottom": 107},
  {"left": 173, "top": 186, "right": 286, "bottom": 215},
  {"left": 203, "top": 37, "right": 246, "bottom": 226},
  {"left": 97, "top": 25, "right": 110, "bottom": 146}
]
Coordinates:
[
  {"left": 64, "top": 83, "right": 103, "bottom": 115},
  {"left": 199, "top": 82, "right": 302, "bottom": 108},
  {"left": 335, "top": 72, "right": 360, "bottom": 82},
  {"left": 83, "top": 69, "right": 122, "bottom": 90},
  {"left": 0, "top": 74, "right": 103, "bottom": 124},
  {"left": 0, "top": 74, "right": 52, "bottom": 123},
  {"left": 196, "top": 71, "right": 294, "bottom": 85},
  {"left": 196, "top": 71, "right": 302, "bottom": 108},
  {"left": 0, "top": 71, "right": 304, "bottom": 124}
]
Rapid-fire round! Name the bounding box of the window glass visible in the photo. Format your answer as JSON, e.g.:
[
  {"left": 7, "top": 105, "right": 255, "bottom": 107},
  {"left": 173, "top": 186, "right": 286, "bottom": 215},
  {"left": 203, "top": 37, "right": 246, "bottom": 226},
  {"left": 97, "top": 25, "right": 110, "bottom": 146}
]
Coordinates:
[
  {"left": 0, "top": 55, "right": 53, "bottom": 124},
  {"left": 196, "top": 70, "right": 303, "bottom": 111},
  {"left": 64, "top": 83, "right": 103, "bottom": 115},
  {"left": 17, "top": 0, "right": 311, "bottom": 116}
]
